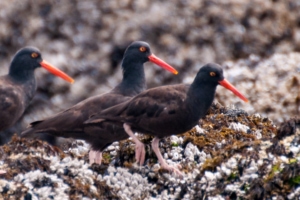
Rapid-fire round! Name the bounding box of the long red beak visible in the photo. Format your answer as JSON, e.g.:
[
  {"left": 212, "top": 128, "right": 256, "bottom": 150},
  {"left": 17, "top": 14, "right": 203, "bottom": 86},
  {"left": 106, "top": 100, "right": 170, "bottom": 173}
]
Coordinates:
[
  {"left": 219, "top": 79, "right": 248, "bottom": 102},
  {"left": 40, "top": 60, "right": 74, "bottom": 83},
  {"left": 148, "top": 54, "right": 178, "bottom": 75}
]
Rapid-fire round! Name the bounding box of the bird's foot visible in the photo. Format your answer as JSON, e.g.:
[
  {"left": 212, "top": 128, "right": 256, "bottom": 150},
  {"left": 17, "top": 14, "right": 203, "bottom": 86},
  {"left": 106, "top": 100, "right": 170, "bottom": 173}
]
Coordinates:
[
  {"left": 89, "top": 150, "right": 102, "bottom": 165},
  {"left": 160, "top": 162, "right": 183, "bottom": 177},
  {"left": 135, "top": 141, "right": 145, "bottom": 165},
  {"left": 0, "top": 170, "right": 6, "bottom": 174},
  {"left": 151, "top": 137, "right": 183, "bottom": 176}
]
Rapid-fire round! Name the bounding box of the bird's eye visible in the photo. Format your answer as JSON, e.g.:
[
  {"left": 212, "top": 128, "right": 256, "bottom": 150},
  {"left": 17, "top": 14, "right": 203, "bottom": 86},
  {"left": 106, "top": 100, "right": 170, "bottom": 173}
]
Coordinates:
[
  {"left": 31, "top": 52, "right": 38, "bottom": 58},
  {"left": 210, "top": 72, "right": 216, "bottom": 77},
  {"left": 139, "top": 46, "right": 146, "bottom": 52}
]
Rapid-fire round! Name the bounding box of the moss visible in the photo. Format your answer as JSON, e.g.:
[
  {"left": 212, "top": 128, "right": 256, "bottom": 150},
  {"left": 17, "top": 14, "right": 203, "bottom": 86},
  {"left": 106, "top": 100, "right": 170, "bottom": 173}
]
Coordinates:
[
  {"left": 102, "top": 152, "right": 111, "bottom": 164},
  {"left": 227, "top": 171, "right": 239, "bottom": 181},
  {"left": 67, "top": 178, "right": 96, "bottom": 199},
  {"left": 265, "top": 162, "right": 282, "bottom": 181},
  {"left": 260, "top": 161, "right": 300, "bottom": 196},
  {"left": 171, "top": 142, "right": 179, "bottom": 147},
  {"left": 243, "top": 183, "right": 250, "bottom": 192},
  {"left": 289, "top": 158, "right": 297, "bottom": 164},
  {"left": 123, "top": 161, "right": 133, "bottom": 168},
  {"left": 201, "top": 156, "right": 225, "bottom": 172},
  {"left": 289, "top": 176, "right": 300, "bottom": 186}
]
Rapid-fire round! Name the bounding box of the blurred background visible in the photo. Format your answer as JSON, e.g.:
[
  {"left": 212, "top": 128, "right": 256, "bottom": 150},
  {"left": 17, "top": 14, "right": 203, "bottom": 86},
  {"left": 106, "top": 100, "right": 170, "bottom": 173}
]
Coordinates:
[{"left": 0, "top": 0, "right": 299, "bottom": 141}]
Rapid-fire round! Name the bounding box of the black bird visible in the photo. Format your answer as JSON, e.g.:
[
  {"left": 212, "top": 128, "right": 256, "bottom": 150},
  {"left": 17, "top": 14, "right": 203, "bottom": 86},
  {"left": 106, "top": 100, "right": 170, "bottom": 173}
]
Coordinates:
[
  {"left": 85, "top": 63, "right": 248, "bottom": 175},
  {"left": 0, "top": 47, "right": 74, "bottom": 144},
  {"left": 21, "top": 41, "right": 178, "bottom": 164}
]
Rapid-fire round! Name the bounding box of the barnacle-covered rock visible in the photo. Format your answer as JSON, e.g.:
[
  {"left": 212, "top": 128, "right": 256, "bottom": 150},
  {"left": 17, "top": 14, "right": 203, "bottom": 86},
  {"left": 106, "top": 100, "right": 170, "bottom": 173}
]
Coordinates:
[
  {"left": 0, "top": 0, "right": 300, "bottom": 199},
  {"left": 1, "top": 106, "right": 299, "bottom": 199}
]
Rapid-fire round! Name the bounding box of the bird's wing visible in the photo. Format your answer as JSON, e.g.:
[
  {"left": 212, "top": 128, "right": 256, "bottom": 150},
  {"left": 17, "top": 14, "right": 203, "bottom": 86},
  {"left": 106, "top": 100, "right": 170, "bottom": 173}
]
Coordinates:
[
  {"left": 0, "top": 85, "right": 19, "bottom": 113},
  {"left": 85, "top": 84, "right": 190, "bottom": 125},
  {"left": 0, "top": 80, "right": 25, "bottom": 130},
  {"left": 21, "top": 93, "right": 132, "bottom": 138}
]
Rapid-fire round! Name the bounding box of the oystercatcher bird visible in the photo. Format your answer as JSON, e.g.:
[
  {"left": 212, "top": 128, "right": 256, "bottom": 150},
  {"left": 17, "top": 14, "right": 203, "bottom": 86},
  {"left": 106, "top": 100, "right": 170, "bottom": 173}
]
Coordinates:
[
  {"left": 85, "top": 63, "right": 248, "bottom": 175},
  {"left": 21, "top": 41, "right": 178, "bottom": 164},
  {"left": 0, "top": 47, "right": 74, "bottom": 144}
]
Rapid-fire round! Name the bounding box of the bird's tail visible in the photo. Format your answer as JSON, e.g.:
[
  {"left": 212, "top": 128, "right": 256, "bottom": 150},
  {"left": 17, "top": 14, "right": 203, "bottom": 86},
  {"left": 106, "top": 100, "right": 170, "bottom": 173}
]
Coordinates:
[{"left": 21, "top": 121, "right": 43, "bottom": 138}]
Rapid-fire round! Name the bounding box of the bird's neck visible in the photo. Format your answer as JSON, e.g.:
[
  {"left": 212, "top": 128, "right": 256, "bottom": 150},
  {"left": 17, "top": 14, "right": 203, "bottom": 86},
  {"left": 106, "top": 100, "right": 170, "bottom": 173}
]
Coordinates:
[
  {"left": 22, "top": 78, "right": 37, "bottom": 106},
  {"left": 9, "top": 64, "right": 35, "bottom": 82},
  {"left": 185, "top": 81, "right": 217, "bottom": 119},
  {"left": 7, "top": 73, "right": 37, "bottom": 107},
  {"left": 115, "top": 60, "right": 146, "bottom": 96},
  {"left": 8, "top": 61, "right": 37, "bottom": 104}
]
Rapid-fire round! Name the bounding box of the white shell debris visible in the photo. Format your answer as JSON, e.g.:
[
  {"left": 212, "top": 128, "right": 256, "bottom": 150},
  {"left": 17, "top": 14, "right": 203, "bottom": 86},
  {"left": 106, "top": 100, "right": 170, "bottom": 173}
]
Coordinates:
[
  {"left": 195, "top": 125, "right": 206, "bottom": 135},
  {"left": 102, "top": 167, "right": 151, "bottom": 199},
  {"left": 184, "top": 142, "right": 200, "bottom": 161},
  {"left": 229, "top": 122, "right": 250, "bottom": 133}
]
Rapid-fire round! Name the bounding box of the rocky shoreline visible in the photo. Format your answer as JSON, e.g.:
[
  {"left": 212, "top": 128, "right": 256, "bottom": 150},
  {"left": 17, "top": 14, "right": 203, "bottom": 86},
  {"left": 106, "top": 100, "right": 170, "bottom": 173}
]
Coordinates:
[
  {"left": 0, "top": 0, "right": 300, "bottom": 199},
  {"left": 0, "top": 104, "right": 299, "bottom": 199}
]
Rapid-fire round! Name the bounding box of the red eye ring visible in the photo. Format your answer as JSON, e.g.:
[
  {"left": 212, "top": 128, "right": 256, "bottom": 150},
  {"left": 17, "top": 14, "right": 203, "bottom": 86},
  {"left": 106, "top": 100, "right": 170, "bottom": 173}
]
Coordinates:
[
  {"left": 139, "top": 46, "right": 146, "bottom": 52},
  {"left": 31, "top": 52, "right": 38, "bottom": 58}
]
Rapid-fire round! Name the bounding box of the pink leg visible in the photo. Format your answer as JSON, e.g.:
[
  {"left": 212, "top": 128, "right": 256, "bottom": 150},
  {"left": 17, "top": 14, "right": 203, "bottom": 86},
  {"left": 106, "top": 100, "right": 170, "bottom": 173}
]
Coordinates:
[
  {"left": 89, "top": 150, "right": 103, "bottom": 165},
  {"left": 123, "top": 123, "right": 145, "bottom": 165},
  {"left": 0, "top": 170, "right": 6, "bottom": 174},
  {"left": 152, "top": 137, "right": 183, "bottom": 176}
]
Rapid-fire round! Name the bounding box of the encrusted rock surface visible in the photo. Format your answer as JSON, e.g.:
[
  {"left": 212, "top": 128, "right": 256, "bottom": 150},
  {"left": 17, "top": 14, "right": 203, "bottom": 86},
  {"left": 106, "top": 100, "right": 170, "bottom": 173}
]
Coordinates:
[{"left": 1, "top": 105, "right": 299, "bottom": 199}]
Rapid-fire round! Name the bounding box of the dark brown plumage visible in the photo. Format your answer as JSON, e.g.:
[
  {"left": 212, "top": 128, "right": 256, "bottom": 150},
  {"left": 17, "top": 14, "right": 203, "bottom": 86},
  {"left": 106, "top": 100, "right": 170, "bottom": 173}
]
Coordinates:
[
  {"left": 85, "top": 63, "right": 248, "bottom": 175},
  {"left": 21, "top": 41, "right": 178, "bottom": 164},
  {"left": 0, "top": 47, "right": 74, "bottom": 144}
]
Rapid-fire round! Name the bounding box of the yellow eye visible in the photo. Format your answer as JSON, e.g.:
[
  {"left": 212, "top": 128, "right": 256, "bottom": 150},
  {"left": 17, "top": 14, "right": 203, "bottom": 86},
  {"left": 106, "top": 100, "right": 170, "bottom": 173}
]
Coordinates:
[
  {"left": 139, "top": 46, "right": 146, "bottom": 52},
  {"left": 210, "top": 72, "right": 216, "bottom": 77},
  {"left": 31, "top": 52, "right": 38, "bottom": 58}
]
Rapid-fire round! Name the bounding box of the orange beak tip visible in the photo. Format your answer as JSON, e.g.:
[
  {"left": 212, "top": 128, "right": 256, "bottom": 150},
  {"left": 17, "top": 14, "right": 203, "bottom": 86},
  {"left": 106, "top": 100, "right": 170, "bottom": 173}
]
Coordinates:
[
  {"left": 148, "top": 54, "right": 178, "bottom": 75},
  {"left": 219, "top": 79, "right": 248, "bottom": 103},
  {"left": 40, "top": 60, "right": 74, "bottom": 84}
]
